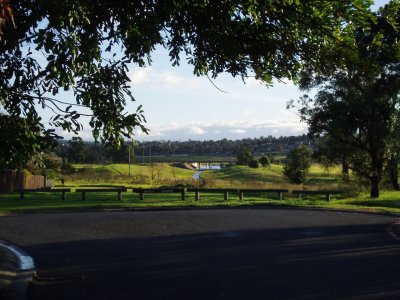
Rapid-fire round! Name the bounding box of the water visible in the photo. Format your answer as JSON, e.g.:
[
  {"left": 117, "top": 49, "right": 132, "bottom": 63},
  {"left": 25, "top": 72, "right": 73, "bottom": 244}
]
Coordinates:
[{"left": 192, "top": 165, "right": 221, "bottom": 180}]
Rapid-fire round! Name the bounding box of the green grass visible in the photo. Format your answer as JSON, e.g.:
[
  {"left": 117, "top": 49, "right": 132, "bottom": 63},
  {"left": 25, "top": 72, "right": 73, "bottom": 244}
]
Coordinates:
[
  {"left": 200, "top": 164, "right": 342, "bottom": 189},
  {"left": 1, "top": 189, "right": 400, "bottom": 215},
  {"left": 1, "top": 162, "right": 397, "bottom": 215},
  {"left": 59, "top": 163, "right": 196, "bottom": 188}
]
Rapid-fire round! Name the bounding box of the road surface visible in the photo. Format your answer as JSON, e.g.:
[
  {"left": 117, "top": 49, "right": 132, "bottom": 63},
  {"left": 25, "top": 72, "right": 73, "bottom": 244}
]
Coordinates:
[{"left": 0, "top": 208, "right": 399, "bottom": 299}]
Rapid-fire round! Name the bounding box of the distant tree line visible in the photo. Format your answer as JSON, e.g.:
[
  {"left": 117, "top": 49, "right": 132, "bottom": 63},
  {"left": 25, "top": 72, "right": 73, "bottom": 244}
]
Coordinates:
[{"left": 52, "top": 135, "right": 312, "bottom": 164}]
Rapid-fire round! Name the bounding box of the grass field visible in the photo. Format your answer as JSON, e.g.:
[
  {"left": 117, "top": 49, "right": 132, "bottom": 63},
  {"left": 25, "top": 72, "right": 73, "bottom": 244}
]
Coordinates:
[
  {"left": 1, "top": 162, "right": 399, "bottom": 214},
  {"left": 200, "top": 164, "right": 343, "bottom": 189},
  {"left": 57, "top": 163, "right": 196, "bottom": 188},
  {"left": 54, "top": 163, "right": 344, "bottom": 189},
  {"left": 1, "top": 188, "right": 400, "bottom": 214}
]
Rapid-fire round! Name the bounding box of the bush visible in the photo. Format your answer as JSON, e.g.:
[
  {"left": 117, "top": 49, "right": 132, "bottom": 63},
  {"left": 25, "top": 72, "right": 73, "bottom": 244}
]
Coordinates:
[
  {"left": 61, "top": 163, "right": 76, "bottom": 175},
  {"left": 236, "top": 148, "right": 253, "bottom": 165},
  {"left": 43, "top": 154, "right": 62, "bottom": 170},
  {"left": 259, "top": 156, "right": 270, "bottom": 168},
  {"left": 248, "top": 159, "right": 259, "bottom": 168},
  {"left": 283, "top": 145, "right": 312, "bottom": 184}
]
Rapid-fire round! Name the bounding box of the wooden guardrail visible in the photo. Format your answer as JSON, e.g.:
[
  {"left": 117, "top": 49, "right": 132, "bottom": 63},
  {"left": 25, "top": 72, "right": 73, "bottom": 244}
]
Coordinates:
[
  {"left": 187, "top": 188, "right": 238, "bottom": 201},
  {"left": 11, "top": 187, "right": 342, "bottom": 203},
  {"left": 75, "top": 188, "right": 128, "bottom": 201},
  {"left": 238, "top": 189, "right": 289, "bottom": 200},
  {"left": 187, "top": 188, "right": 289, "bottom": 200},
  {"left": 292, "top": 190, "right": 342, "bottom": 201},
  {"left": 17, "top": 188, "right": 71, "bottom": 200},
  {"left": 132, "top": 188, "right": 186, "bottom": 200}
]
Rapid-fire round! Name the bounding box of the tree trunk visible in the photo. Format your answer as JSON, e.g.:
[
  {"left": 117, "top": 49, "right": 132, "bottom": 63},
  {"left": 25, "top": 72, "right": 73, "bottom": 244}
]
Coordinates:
[
  {"left": 370, "top": 175, "right": 380, "bottom": 198},
  {"left": 388, "top": 156, "right": 400, "bottom": 190},
  {"left": 341, "top": 159, "right": 350, "bottom": 182},
  {"left": 341, "top": 159, "right": 349, "bottom": 175}
]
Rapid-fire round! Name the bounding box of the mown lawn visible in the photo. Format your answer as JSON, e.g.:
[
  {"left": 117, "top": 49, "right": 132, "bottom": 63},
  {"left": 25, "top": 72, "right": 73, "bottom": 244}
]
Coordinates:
[
  {"left": 1, "top": 188, "right": 400, "bottom": 215},
  {"left": 2, "top": 162, "right": 398, "bottom": 214}
]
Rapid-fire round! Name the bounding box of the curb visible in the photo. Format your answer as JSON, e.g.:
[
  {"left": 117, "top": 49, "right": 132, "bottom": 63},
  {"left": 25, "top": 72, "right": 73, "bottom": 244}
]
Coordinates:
[
  {"left": 0, "top": 240, "right": 35, "bottom": 300},
  {"left": 387, "top": 221, "right": 400, "bottom": 241}
]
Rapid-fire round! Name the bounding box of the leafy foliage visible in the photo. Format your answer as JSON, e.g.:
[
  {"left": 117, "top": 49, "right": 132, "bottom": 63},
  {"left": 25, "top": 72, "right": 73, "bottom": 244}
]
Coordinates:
[
  {"left": 0, "top": 113, "right": 56, "bottom": 169},
  {"left": 259, "top": 156, "right": 271, "bottom": 168},
  {"left": 236, "top": 147, "right": 253, "bottom": 165},
  {"left": 0, "top": 0, "right": 373, "bottom": 169},
  {"left": 283, "top": 145, "right": 312, "bottom": 184},
  {"left": 293, "top": 2, "right": 400, "bottom": 197},
  {"left": 248, "top": 159, "right": 259, "bottom": 169}
]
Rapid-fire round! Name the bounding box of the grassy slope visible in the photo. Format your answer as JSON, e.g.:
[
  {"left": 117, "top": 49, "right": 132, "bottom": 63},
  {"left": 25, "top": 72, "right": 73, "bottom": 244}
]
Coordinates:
[
  {"left": 60, "top": 163, "right": 196, "bottom": 187},
  {"left": 201, "top": 164, "right": 342, "bottom": 189},
  {"left": 1, "top": 163, "right": 400, "bottom": 214}
]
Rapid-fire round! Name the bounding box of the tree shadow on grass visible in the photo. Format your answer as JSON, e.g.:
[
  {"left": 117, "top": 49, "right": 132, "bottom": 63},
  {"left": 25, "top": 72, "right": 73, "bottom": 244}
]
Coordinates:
[{"left": 347, "top": 199, "right": 400, "bottom": 209}]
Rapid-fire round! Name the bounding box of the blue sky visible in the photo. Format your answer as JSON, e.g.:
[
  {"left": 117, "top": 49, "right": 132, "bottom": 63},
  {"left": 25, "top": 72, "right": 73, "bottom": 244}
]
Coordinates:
[{"left": 59, "top": 0, "right": 389, "bottom": 141}]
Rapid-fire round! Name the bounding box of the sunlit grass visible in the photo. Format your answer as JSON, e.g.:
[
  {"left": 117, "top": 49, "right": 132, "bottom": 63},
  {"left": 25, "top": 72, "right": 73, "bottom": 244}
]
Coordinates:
[
  {"left": 1, "top": 162, "right": 397, "bottom": 215},
  {"left": 1, "top": 188, "right": 400, "bottom": 215}
]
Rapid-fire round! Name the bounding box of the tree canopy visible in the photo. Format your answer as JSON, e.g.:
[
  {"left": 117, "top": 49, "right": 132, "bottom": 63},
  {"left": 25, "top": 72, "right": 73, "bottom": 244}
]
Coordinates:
[
  {"left": 0, "top": 0, "right": 375, "bottom": 169},
  {"left": 294, "top": 1, "right": 400, "bottom": 197}
]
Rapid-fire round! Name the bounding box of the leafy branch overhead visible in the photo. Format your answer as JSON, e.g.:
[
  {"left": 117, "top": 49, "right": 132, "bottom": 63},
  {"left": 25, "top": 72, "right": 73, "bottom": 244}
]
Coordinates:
[{"left": 0, "top": 0, "right": 376, "bottom": 168}]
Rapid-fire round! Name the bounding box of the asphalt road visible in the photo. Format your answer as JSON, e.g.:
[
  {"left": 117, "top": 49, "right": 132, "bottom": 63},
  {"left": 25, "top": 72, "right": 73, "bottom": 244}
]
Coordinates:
[{"left": 0, "top": 208, "right": 399, "bottom": 299}]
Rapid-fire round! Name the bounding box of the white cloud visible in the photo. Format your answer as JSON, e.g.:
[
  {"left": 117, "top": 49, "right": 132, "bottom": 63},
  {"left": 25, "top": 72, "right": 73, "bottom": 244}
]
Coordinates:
[
  {"left": 160, "top": 71, "right": 183, "bottom": 87},
  {"left": 187, "top": 126, "right": 206, "bottom": 135},
  {"left": 129, "top": 68, "right": 153, "bottom": 86},
  {"left": 230, "top": 129, "right": 247, "bottom": 134},
  {"left": 136, "top": 119, "right": 307, "bottom": 141}
]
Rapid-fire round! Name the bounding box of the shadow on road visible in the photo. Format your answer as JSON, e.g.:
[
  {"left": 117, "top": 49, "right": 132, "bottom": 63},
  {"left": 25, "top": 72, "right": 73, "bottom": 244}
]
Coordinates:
[{"left": 25, "top": 223, "right": 400, "bottom": 299}]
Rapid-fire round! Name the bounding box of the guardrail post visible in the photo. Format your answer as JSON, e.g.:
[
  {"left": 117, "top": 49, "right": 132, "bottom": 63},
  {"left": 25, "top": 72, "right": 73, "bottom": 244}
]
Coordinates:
[
  {"left": 239, "top": 191, "right": 244, "bottom": 200},
  {"left": 327, "top": 193, "right": 331, "bottom": 202},
  {"left": 139, "top": 191, "right": 144, "bottom": 200},
  {"left": 279, "top": 192, "right": 283, "bottom": 200},
  {"left": 224, "top": 191, "right": 228, "bottom": 201}
]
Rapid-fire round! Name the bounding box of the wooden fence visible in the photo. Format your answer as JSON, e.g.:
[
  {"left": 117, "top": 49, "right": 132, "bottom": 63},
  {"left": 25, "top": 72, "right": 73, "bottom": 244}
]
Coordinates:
[{"left": 0, "top": 170, "right": 46, "bottom": 192}]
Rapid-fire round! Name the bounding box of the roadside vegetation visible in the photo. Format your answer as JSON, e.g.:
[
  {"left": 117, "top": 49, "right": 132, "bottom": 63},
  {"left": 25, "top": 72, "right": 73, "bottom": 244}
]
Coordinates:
[{"left": 1, "top": 160, "right": 400, "bottom": 215}]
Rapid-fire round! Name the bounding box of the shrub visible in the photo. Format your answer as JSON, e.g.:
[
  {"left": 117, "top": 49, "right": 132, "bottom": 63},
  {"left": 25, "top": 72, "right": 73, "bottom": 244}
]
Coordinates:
[
  {"left": 43, "top": 154, "right": 62, "bottom": 170},
  {"left": 259, "top": 156, "right": 270, "bottom": 168},
  {"left": 61, "top": 163, "right": 76, "bottom": 175},
  {"left": 236, "top": 148, "right": 253, "bottom": 165},
  {"left": 283, "top": 145, "right": 312, "bottom": 184},
  {"left": 248, "top": 159, "right": 259, "bottom": 168}
]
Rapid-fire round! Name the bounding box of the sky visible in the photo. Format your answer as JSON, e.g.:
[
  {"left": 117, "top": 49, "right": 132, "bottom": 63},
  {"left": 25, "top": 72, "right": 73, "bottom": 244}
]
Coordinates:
[{"left": 59, "top": 0, "right": 389, "bottom": 142}]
